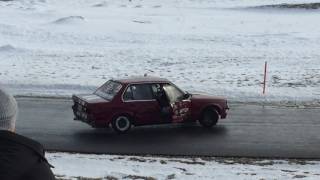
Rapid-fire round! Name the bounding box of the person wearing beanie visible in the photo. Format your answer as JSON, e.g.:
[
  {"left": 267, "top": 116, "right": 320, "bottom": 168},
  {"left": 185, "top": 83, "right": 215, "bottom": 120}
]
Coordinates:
[{"left": 0, "top": 88, "right": 55, "bottom": 180}]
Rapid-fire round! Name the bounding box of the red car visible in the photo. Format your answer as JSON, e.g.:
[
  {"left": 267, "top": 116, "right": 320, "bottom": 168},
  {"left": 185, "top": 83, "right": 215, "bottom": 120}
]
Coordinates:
[{"left": 72, "top": 76, "right": 229, "bottom": 133}]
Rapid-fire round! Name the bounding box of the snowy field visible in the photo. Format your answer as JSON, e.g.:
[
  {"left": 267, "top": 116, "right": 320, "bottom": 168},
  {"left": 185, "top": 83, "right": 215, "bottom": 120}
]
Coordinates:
[
  {"left": 48, "top": 152, "right": 320, "bottom": 180},
  {"left": 0, "top": 0, "right": 320, "bottom": 103}
]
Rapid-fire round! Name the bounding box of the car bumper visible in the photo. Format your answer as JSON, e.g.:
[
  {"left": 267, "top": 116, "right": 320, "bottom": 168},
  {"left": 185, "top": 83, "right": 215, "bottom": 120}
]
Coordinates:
[{"left": 220, "top": 107, "right": 229, "bottom": 119}]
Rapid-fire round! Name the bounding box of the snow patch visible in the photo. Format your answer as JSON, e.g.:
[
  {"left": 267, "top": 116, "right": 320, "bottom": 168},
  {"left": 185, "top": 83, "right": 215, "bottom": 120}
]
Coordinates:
[
  {"left": 0, "top": 44, "right": 15, "bottom": 52},
  {"left": 0, "top": 44, "right": 24, "bottom": 53},
  {"left": 47, "top": 152, "right": 320, "bottom": 180},
  {"left": 92, "top": 1, "right": 108, "bottom": 8},
  {"left": 52, "top": 16, "right": 85, "bottom": 24}
]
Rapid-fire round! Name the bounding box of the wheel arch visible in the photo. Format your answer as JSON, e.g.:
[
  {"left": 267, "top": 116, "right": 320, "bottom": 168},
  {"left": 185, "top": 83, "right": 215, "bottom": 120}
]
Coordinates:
[
  {"left": 111, "top": 111, "right": 135, "bottom": 125},
  {"left": 200, "top": 104, "right": 222, "bottom": 118}
]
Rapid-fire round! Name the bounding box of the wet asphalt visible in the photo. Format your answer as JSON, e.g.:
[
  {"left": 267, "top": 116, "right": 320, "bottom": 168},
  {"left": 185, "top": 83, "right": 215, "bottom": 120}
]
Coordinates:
[{"left": 16, "top": 97, "right": 320, "bottom": 158}]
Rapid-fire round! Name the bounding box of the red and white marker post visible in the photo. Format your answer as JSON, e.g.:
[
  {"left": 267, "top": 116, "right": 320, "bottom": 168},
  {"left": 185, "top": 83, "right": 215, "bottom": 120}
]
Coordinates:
[{"left": 263, "top": 61, "right": 267, "bottom": 95}]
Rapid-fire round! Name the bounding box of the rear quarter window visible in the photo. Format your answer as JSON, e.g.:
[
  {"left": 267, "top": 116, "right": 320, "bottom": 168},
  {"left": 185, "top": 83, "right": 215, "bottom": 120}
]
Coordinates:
[{"left": 94, "top": 81, "right": 122, "bottom": 100}]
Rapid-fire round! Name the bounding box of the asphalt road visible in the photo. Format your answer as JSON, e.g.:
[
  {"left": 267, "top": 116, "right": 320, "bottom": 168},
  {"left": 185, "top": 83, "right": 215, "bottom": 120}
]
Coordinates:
[{"left": 16, "top": 97, "right": 320, "bottom": 158}]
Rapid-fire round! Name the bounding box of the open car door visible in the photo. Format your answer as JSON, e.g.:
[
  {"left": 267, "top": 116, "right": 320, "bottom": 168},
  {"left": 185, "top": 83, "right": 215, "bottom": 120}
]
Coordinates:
[
  {"left": 163, "top": 84, "right": 191, "bottom": 123},
  {"left": 172, "top": 99, "right": 191, "bottom": 123}
]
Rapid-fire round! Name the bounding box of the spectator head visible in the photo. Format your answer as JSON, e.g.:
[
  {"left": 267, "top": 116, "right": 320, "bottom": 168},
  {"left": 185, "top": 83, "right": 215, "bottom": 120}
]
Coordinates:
[{"left": 0, "top": 88, "right": 18, "bottom": 132}]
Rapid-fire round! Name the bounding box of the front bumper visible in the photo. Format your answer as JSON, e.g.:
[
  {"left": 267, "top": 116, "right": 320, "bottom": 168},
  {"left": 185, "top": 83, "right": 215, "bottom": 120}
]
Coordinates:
[
  {"left": 221, "top": 101, "right": 229, "bottom": 119},
  {"left": 221, "top": 110, "right": 228, "bottom": 119},
  {"left": 220, "top": 106, "right": 229, "bottom": 119}
]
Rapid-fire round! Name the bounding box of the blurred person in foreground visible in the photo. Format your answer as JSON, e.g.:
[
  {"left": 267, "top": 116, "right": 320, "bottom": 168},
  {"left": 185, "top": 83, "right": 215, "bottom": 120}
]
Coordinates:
[{"left": 0, "top": 88, "right": 55, "bottom": 180}]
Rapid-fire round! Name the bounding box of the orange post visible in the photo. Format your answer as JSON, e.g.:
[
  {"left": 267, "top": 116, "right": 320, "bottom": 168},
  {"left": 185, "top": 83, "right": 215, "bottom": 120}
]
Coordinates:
[{"left": 263, "top": 61, "right": 267, "bottom": 94}]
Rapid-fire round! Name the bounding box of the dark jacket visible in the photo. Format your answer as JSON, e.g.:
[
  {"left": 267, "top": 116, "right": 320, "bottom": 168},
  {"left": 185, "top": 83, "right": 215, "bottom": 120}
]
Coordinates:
[{"left": 0, "top": 130, "right": 55, "bottom": 180}]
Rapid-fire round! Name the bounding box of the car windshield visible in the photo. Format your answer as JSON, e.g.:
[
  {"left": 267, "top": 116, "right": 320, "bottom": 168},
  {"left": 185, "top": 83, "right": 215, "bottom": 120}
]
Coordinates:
[{"left": 94, "top": 81, "right": 122, "bottom": 100}]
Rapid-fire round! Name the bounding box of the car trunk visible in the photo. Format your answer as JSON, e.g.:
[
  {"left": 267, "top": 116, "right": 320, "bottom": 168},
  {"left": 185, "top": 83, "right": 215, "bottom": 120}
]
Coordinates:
[
  {"left": 72, "top": 93, "right": 110, "bottom": 120},
  {"left": 72, "top": 95, "right": 90, "bottom": 122}
]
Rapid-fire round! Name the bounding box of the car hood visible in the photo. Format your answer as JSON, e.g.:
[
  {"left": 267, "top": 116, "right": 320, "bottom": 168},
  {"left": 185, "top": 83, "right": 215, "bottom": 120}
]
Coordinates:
[
  {"left": 191, "top": 93, "right": 226, "bottom": 102},
  {"left": 77, "top": 94, "right": 109, "bottom": 103}
]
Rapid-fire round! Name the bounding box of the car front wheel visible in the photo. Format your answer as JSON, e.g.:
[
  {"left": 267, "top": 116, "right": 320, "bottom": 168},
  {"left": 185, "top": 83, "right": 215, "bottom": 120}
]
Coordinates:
[
  {"left": 199, "top": 108, "right": 219, "bottom": 128},
  {"left": 112, "top": 115, "right": 132, "bottom": 133}
]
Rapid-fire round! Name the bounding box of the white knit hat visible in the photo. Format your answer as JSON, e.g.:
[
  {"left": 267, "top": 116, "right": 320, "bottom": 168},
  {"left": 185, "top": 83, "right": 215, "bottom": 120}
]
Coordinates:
[{"left": 0, "top": 88, "right": 18, "bottom": 131}]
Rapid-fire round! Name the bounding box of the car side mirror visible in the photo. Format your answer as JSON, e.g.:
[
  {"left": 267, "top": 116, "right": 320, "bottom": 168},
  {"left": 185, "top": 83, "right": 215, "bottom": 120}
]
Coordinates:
[{"left": 183, "top": 93, "right": 190, "bottom": 99}]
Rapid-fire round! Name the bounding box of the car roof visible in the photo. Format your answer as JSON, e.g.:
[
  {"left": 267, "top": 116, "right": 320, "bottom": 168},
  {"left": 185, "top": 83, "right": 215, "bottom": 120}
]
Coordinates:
[{"left": 114, "top": 76, "right": 171, "bottom": 84}]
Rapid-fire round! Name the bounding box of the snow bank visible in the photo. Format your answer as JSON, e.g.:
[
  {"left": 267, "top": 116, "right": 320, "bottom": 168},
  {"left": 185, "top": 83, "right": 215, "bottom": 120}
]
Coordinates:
[
  {"left": 47, "top": 152, "right": 320, "bottom": 180},
  {"left": 255, "top": 3, "right": 320, "bottom": 10}
]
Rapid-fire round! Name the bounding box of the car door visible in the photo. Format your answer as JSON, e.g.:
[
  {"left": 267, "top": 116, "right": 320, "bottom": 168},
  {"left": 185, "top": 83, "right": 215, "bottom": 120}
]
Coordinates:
[
  {"left": 122, "top": 84, "right": 162, "bottom": 125},
  {"left": 163, "top": 84, "right": 191, "bottom": 123}
]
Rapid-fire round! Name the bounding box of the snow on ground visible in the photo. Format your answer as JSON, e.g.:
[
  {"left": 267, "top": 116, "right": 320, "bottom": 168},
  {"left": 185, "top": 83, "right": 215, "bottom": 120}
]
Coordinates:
[
  {"left": 0, "top": 0, "right": 320, "bottom": 103},
  {"left": 48, "top": 152, "right": 320, "bottom": 180}
]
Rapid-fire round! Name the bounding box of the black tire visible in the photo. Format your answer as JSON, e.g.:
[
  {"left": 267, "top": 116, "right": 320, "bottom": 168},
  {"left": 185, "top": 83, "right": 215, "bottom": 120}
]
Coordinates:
[
  {"left": 111, "top": 115, "right": 132, "bottom": 133},
  {"left": 199, "top": 108, "right": 219, "bottom": 128}
]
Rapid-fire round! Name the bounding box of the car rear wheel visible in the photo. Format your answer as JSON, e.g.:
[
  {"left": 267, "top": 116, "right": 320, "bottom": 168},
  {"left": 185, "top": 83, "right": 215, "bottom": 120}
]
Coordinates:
[
  {"left": 199, "top": 108, "right": 219, "bottom": 128},
  {"left": 112, "top": 115, "right": 132, "bottom": 133}
]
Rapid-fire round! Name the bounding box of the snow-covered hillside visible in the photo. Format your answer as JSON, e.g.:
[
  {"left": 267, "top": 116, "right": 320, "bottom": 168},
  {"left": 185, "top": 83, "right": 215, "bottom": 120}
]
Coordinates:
[{"left": 0, "top": 0, "right": 319, "bottom": 103}]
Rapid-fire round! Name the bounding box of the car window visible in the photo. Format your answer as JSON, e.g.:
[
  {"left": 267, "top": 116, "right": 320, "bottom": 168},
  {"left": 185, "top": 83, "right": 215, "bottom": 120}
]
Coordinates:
[
  {"left": 123, "top": 85, "right": 134, "bottom": 101},
  {"left": 94, "top": 81, "right": 122, "bottom": 100},
  {"left": 163, "top": 84, "right": 184, "bottom": 103},
  {"left": 124, "top": 84, "right": 154, "bottom": 101}
]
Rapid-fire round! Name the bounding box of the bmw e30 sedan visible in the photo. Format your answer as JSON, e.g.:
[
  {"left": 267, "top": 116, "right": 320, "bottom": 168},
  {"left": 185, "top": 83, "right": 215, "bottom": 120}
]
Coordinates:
[{"left": 72, "top": 76, "right": 228, "bottom": 133}]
